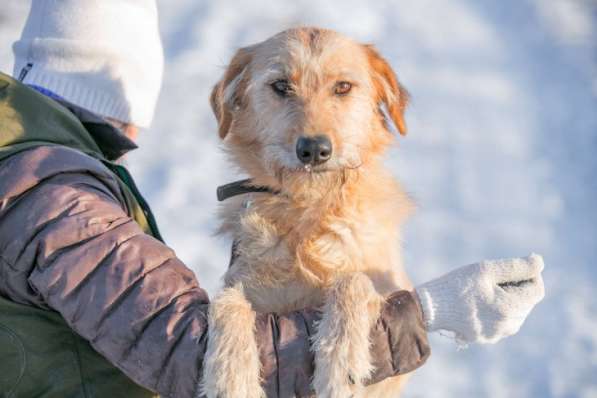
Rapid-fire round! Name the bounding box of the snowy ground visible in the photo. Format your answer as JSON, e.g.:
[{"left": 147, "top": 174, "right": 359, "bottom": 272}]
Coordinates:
[{"left": 1, "top": 1, "right": 596, "bottom": 397}]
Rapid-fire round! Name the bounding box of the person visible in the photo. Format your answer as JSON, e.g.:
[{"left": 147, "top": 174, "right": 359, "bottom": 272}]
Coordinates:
[{"left": 0, "top": 1, "right": 545, "bottom": 397}]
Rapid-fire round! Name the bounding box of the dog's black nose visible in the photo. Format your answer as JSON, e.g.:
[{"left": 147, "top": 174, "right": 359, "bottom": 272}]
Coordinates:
[{"left": 296, "top": 135, "right": 333, "bottom": 165}]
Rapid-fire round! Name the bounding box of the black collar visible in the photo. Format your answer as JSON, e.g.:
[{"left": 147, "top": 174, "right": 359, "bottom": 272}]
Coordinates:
[{"left": 217, "top": 179, "right": 278, "bottom": 201}]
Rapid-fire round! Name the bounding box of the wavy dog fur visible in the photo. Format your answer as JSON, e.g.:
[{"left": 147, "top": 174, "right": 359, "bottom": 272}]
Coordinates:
[{"left": 204, "top": 27, "right": 415, "bottom": 397}]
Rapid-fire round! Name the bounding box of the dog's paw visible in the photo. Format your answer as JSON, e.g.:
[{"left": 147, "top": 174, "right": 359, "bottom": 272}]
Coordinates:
[
  {"left": 312, "top": 273, "right": 383, "bottom": 398},
  {"left": 200, "top": 285, "right": 265, "bottom": 398}
]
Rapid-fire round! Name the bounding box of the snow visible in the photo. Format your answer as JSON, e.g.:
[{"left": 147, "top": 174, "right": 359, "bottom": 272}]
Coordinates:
[{"left": 1, "top": 1, "right": 596, "bottom": 397}]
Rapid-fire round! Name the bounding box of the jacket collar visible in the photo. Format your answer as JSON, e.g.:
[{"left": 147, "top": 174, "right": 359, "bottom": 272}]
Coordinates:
[
  {"left": 0, "top": 72, "right": 136, "bottom": 163},
  {"left": 55, "top": 98, "right": 138, "bottom": 161}
]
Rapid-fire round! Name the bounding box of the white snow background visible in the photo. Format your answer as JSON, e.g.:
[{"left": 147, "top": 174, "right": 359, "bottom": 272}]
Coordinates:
[{"left": 1, "top": 1, "right": 596, "bottom": 397}]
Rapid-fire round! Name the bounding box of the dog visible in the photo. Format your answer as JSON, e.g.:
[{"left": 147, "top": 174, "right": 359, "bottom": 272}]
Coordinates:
[{"left": 203, "top": 27, "right": 415, "bottom": 398}]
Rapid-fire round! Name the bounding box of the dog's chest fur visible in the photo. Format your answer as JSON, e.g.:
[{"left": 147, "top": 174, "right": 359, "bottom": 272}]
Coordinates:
[{"left": 218, "top": 171, "right": 413, "bottom": 314}]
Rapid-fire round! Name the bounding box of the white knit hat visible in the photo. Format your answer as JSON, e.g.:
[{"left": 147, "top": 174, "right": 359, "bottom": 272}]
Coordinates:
[{"left": 12, "top": 0, "right": 164, "bottom": 128}]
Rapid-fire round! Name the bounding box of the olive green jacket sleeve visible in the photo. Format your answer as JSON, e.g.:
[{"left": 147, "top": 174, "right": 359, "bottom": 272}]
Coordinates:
[{"left": 0, "top": 145, "right": 429, "bottom": 398}]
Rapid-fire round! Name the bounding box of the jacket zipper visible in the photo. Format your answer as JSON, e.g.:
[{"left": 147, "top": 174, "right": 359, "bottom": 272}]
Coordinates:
[{"left": 18, "top": 62, "right": 33, "bottom": 81}]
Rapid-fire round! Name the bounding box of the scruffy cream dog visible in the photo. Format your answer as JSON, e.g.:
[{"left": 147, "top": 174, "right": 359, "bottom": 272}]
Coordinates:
[{"left": 202, "top": 27, "right": 414, "bottom": 398}]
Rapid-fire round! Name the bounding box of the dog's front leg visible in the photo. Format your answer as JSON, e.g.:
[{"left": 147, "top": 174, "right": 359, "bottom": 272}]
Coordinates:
[
  {"left": 201, "top": 284, "right": 264, "bottom": 398},
  {"left": 312, "top": 273, "right": 383, "bottom": 398}
]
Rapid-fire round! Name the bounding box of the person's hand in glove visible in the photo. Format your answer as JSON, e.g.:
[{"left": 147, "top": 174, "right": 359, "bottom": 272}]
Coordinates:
[{"left": 415, "top": 253, "right": 545, "bottom": 344}]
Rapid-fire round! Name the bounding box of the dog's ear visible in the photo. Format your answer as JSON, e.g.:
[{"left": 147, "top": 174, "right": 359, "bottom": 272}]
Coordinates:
[
  {"left": 210, "top": 47, "right": 253, "bottom": 139},
  {"left": 364, "top": 45, "right": 409, "bottom": 136}
]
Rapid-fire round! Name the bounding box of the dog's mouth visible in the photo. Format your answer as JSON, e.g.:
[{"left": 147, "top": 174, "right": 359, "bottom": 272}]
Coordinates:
[
  {"left": 280, "top": 157, "right": 363, "bottom": 175},
  {"left": 293, "top": 164, "right": 331, "bottom": 173}
]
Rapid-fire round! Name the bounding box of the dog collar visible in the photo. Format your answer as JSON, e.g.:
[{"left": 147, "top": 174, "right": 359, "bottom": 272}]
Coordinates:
[{"left": 216, "top": 179, "right": 278, "bottom": 201}]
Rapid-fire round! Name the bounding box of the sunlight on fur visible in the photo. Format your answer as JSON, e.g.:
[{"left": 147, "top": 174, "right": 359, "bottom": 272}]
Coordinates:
[{"left": 204, "top": 27, "right": 415, "bottom": 398}]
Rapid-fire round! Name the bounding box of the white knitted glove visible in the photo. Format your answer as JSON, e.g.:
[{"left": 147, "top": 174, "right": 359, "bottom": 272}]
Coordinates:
[{"left": 415, "top": 254, "right": 545, "bottom": 344}]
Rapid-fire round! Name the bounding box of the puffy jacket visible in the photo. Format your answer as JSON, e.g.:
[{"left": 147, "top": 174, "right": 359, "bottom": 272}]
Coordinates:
[{"left": 0, "top": 72, "right": 430, "bottom": 397}]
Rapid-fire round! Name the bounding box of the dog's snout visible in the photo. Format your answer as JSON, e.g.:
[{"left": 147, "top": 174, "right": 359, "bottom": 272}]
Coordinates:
[{"left": 296, "top": 135, "right": 333, "bottom": 166}]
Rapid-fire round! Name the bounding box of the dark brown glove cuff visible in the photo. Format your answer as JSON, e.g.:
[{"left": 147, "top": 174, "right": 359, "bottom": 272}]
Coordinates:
[
  {"left": 255, "top": 290, "right": 430, "bottom": 397},
  {"left": 365, "top": 290, "right": 431, "bottom": 385}
]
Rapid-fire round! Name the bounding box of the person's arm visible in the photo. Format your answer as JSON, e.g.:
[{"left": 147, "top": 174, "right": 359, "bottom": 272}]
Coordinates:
[
  {"left": 0, "top": 147, "right": 430, "bottom": 398},
  {"left": 263, "top": 253, "right": 545, "bottom": 395},
  {"left": 3, "top": 167, "right": 210, "bottom": 397}
]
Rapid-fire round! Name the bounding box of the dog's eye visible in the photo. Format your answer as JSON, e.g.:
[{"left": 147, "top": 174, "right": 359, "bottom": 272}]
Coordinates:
[
  {"left": 334, "top": 81, "right": 352, "bottom": 96},
  {"left": 270, "top": 79, "right": 293, "bottom": 97}
]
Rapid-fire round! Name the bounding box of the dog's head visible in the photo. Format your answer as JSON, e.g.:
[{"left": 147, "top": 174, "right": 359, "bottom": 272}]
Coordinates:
[{"left": 211, "top": 27, "right": 409, "bottom": 192}]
